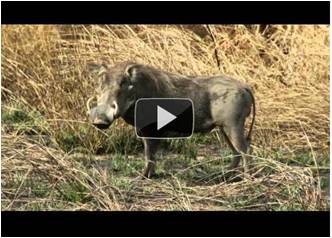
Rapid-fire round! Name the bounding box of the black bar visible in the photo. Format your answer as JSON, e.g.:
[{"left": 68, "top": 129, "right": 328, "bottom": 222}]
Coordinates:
[
  {"left": 2, "top": 1, "right": 330, "bottom": 24},
  {"left": 1, "top": 211, "right": 330, "bottom": 237}
]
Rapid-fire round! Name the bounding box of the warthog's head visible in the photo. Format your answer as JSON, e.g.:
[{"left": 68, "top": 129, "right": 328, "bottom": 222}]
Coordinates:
[{"left": 86, "top": 62, "right": 137, "bottom": 130}]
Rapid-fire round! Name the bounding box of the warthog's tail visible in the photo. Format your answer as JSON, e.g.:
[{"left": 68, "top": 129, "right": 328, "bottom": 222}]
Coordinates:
[{"left": 245, "top": 88, "right": 256, "bottom": 144}]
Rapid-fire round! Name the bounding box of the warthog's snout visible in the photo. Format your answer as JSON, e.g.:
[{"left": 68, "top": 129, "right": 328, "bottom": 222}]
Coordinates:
[
  {"left": 89, "top": 107, "right": 112, "bottom": 129},
  {"left": 87, "top": 97, "right": 118, "bottom": 130}
]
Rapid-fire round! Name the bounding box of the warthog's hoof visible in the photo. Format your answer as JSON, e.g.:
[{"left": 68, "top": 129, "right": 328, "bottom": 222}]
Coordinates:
[
  {"left": 223, "top": 169, "right": 243, "bottom": 183},
  {"left": 142, "top": 166, "right": 155, "bottom": 179}
]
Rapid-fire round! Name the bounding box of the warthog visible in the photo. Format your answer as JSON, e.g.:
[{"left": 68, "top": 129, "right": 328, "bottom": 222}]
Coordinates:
[{"left": 87, "top": 61, "right": 256, "bottom": 178}]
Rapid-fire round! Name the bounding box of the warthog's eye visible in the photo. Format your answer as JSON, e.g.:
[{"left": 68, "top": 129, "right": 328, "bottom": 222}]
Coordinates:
[{"left": 119, "top": 79, "right": 127, "bottom": 87}]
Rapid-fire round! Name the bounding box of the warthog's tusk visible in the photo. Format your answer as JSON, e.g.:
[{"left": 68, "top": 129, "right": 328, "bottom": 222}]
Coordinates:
[
  {"left": 86, "top": 96, "right": 96, "bottom": 113},
  {"left": 113, "top": 100, "right": 119, "bottom": 116}
]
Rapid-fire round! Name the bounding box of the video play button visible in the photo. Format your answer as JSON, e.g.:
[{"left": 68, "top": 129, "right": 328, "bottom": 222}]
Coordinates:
[
  {"left": 157, "top": 106, "right": 177, "bottom": 130},
  {"left": 135, "top": 98, "right": 194, "bottom": 139}
]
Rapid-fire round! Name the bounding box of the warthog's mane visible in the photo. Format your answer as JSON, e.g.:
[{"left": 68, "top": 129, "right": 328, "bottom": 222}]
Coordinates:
[{"left": 130, "top": 62, "right": 190, "bottom": 93}]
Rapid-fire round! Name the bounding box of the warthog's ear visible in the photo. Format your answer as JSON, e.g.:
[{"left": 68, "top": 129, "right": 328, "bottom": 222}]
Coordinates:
[
  {"left": 87, "top": 63, "right": 108, "bottom": 77},
  {"left": 124, "top": 64, "right": 138, "bottom": 86}
]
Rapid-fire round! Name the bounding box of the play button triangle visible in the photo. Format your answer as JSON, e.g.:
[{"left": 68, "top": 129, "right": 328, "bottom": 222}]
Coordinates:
[{"left": 157, "top": 106, "right": 177, "bottom": 130}]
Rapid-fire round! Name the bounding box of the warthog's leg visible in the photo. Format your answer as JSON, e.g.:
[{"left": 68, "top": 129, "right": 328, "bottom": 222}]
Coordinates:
[
  {"left": 220, "top": 122, "right": 248, "bottom": 172},
  {"left": 142, "top": 139, "right": 160, "bottom": 178}
]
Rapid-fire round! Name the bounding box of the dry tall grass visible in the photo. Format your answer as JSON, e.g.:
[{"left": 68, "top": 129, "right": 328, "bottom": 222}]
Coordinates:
[{"left": 1, "top": 25, "right": 330, "bottom": 210}]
